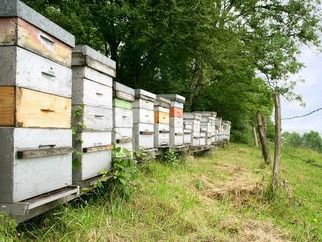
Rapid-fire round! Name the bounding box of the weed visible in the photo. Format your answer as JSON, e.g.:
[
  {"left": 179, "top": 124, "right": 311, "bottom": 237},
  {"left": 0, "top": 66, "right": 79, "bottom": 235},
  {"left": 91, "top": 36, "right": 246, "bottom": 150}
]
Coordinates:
[
  {"left": 105, "top": 147, "right": 139, "bottom": 200},
  {"left": 159, "top": 148, "right": 180, "bottom": 166}
]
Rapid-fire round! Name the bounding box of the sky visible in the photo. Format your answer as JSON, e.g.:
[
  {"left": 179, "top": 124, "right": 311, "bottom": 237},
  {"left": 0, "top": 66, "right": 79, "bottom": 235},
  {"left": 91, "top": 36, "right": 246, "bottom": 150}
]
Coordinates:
[{"left": 281, "top": 45, "right": 322, "bottom": 134}]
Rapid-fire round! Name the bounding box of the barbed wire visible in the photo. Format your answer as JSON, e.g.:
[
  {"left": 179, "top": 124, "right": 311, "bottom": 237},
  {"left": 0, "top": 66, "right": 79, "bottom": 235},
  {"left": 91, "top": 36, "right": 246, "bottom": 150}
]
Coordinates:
[{"left": 282, "top": 107, "right": 322, "bottom": 120}]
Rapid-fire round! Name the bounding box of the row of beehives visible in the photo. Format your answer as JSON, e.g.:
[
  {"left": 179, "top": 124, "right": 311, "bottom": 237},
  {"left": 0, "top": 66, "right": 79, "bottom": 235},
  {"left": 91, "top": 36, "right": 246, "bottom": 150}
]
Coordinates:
[{"left": 0, "top": 0, "right": 230, "bottom": 214}]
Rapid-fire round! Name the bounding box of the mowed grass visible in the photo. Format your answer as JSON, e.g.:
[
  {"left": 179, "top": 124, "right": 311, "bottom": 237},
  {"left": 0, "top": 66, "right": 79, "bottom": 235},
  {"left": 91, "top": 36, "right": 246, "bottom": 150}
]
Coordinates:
[{"left": 2, "top": 143, "right": 322, "bottom": 241}]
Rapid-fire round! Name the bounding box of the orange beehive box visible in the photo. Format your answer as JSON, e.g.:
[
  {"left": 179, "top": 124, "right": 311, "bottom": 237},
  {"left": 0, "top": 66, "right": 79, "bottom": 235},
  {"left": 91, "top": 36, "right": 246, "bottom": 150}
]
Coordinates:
[{"left": 170, "top": 107, "right": 183, "bottom": 118}]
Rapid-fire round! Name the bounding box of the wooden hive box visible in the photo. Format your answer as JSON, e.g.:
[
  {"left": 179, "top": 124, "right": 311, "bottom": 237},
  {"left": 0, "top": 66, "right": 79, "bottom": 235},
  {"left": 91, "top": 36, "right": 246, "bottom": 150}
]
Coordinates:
[
  {"left": 0, "top": 46, "right": 72, "bottom": 98},
  {"left": 73, "top": 131, "right": 112, "bottom": 183},
  {"left": 0, "top": 87, "right": 71, "bottom": 128},
  {"left": 158, "top": 94, "right": 185, "bottom": 147},
  {"left": 72, "top": 45, "right": 116, "bottom": 78},
  {"left": 113, "top": 82, "right": 134, "bottom": 152},
  {"left": 0, "top": 0, "right": 75, "bottom": 66},
  {"left": 133, "top": 89, "right": 156, "bottom": 126},
  {"left": 154, "top": 96, "right": 171, "bottom": 147},
  {"left": 183, "top": 113, "right": 202, "bottom": 147},
  {"left": 133, "top": 123, "right": 155, "bottom": 151},
  {"left": 183, "top": 129, "right": 192, "bottom": 145},
  {"left": 0, "top": 128, "right": 73, "bottom": 203}
]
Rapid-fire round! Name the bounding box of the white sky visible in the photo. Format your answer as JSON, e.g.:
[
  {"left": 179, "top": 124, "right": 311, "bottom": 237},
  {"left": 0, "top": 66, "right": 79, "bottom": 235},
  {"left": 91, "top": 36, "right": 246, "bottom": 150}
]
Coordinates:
[{"left": 281, "top": 45, "right": 322, "bottom": 134}]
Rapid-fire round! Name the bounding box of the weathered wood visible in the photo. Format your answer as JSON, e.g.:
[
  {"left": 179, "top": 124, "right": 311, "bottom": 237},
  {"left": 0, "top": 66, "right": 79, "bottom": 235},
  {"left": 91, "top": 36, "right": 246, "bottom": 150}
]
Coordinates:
[
  {"left": 0, "top": 18, "right": 72, "bottom": 66},
  {"left": 155, "top": 96, "right": 171, "bottom": 108},
  {"left": 0, "top": 0, "right": 75, "bottom": 47},
  {"left": 133, "top": 123, "right": 155, "bottom": 151},
  {"left": 0, "top": 46, "right": 72, "bottom": 97},
  {"left": 72, "top": 77, "right": 112, "bottom": 108},
  {"left": 133, "top": 108, "right": 154, "bottom": 124},
  {"left": 113, "top": 82, "right": 135, "bottom": 101},
  {"left": 116, "top": 137, "right": 133, "bottom": 144},
  {"left": 17, "top": 147, "right": 72, "bottom": 159},
  {"left": 0, "top": 87, "right": 71, "bottom": 128},
  {"left": 73, "top": 150, "right": 112, "bottom": 182},
  {"left": 83, "top": 145, "right": 113, "bottom": 153},
  {"left": 158, "top": 94, "right": 186, "bottom": 103},
  {"left": 170, "top": 107, "right": 183, "bottom": 118},
  {"left": 133, "top": 99, "right": 154, "bottom": 110},
  {"left": 273, "top": 92, "right": 281, "bottom": 190},
  {"left": 256, "top": 111, "right": 271, "bottom": 164},
  {"left": 0, "top": 86, "right": 15, "bottom": 125},
  {"left": 114, "top": 107, "right": 133, "bottom": 128},
  {"left": 72, "top": 45, "right": 116, "bottom": 77},
  {"left": 134, "top": 89, "right": 156, "bottom": 103},
  {"left": 154, "top": 109, "right": 170, "bottom": 124},
  {"left": 169, "top": 117, "right": 184, "bottom": 128},
  {"left": 72, "top": 66, "right": 112, "bottom": 87},
  {"left": 0, "top": 128, "right": 72, "bottom": 203}
]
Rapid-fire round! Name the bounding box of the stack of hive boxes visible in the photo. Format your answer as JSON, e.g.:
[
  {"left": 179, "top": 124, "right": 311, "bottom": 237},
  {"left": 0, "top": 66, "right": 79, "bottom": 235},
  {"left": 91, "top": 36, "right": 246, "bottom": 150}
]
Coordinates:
[
  {"left": 222, "top": 121, "right": 231, "bottom": 141},
  {"left": 159, "top": 94, "right": 185, "bottom": 146},
  {"left": 133, "top": 89, "right": 156, "bottom": 151},
  {"left": 196, "top": 112, "right": 217, "bottom": 145},
  {"left": 198, "top": 113, "right": 213, "bottom": 146},
  {"left": 0, "top": 0, "right": 76, "bottom": 203},
  {"left": 154, "top": 96, "right": 171, "bottom": 147},
  {"left": 215, "top": 117, "right": 222, "bottom": 143},
  {"left": 71, "top": 45, "right": 115, "bottom": 183},
  {"left": 183, "top": 113, "right": 202, "bottom": 147},
  {"left": 113, "top": 82, "right": 135, "bottom": 153}
]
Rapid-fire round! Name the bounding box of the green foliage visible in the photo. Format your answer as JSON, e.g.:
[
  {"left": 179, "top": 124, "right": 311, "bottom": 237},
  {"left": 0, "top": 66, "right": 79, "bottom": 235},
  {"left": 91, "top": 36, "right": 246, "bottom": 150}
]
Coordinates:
[
  {"left": 106, "top": 147, "right": 139, "bottom": 200},
  {"left": 0, "top": 214, "right": 16, "bottom": 240},
  {"left": 282, "top": 131, "right": 322, "bottom": 153},
  {"left": 302, "top": 131, "right": 322, "bottom": 153},
  {"left": 159, "top": 148, "right": 180, "bottom": 166}
]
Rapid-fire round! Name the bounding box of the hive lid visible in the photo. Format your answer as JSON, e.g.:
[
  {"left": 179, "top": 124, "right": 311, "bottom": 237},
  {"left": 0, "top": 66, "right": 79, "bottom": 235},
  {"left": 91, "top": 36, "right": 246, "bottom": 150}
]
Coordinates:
[
  {"left": 183, "top": 112, "right": 202, "bottom": 120},
  {"left": 0, "top": 0, "right": 75, "bottom": 47},
  {"left": 194, "top": 111, "right": 217, "bottom": 118},
  {"left": 113, "top": 82, "right": 135, "bottom": 101},
  {"left": 155, "top": 96, "right": 171, "bottom": 108},
  {"left": 158, "top": 94, "right": 185, "bottom": 103},
  {"left": 72, "top": 45, "right": 116, "bottom": 77},
  {"left": 135, "top": 89, "right": 156, "bottom": 101}
]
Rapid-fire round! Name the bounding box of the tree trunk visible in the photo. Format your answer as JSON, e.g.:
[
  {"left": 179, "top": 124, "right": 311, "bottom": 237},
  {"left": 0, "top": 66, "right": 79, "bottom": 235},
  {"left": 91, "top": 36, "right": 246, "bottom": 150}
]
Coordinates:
[
  {"left": 273, "top": 92, "right": 281, "bottom": 190},
  {"left": 252, "top": 124, "right": 259, "bottom": 147},
  {"left": 256, "top": 111, "right": 271, "bottom": 164}
]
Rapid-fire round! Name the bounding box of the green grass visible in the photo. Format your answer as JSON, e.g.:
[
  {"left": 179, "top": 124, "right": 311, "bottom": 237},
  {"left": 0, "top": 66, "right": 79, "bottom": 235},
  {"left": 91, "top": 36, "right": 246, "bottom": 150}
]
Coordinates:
[{"left": 1, "top": 143, "right": 322, "bottom": 241}]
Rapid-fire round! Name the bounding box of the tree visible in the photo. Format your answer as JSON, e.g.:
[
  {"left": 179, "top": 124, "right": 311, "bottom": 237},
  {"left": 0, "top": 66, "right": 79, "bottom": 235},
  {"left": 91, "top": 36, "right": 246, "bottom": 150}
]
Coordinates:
[{"left": 302, "top": 131, "right": 322, "bottom": 153}]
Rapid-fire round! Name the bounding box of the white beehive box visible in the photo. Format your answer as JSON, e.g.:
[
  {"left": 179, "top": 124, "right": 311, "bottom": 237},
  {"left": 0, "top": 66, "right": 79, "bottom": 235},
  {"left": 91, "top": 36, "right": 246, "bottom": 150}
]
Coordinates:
[
  {"left": 184, "top": 129, "right": 192, "bottom": 145},
  {"left": 154, "top": 96, "right": 171, "bottom": 147},
  {"left": 73, "top": 131, "right": 112, "bottom": 182},
  {"left": 133, "top": 123, "right": 155, "bottom": 150},
  {"left": 154, "top": 124, "right": 170, "bottom": 147},
  {"left": 0, "top": 47, "right": 72, "bottom": 98},
  {"left": 0, "top": 128, "right": 73, "bottom": 203},
  {"left": 71, "top": 45, "right": 114, "bottom": 182}
]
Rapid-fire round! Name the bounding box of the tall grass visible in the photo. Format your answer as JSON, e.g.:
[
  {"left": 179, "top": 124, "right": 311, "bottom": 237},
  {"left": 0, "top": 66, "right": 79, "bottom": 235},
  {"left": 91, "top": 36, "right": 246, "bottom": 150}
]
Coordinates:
[{"left": 1, "top": 143, "right": 321, "bottom": 241}]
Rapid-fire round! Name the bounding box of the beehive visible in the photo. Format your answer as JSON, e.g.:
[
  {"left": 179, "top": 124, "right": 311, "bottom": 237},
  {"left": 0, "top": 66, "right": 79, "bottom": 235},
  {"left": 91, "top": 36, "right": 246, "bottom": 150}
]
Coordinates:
[
  {"left": 133, "top": 89, "right": 156, "bottom": 151},
  {"left": 71, "top": 45, "right": 114, "bottom": 183},
  {"left": 158, "top": 94, "right": 185, "bottom": 146},
  {"left": 183, "top": 112, "right": 201, "bottom": 147},
  {"left": 154, "top": 96, "right": 171, "bottom": 147},
  {"left": 0, "top": 0, "right": 75, "bottom": 204},
  {"left": 113, "top": 82, "right": 135, "bottom": 152}
]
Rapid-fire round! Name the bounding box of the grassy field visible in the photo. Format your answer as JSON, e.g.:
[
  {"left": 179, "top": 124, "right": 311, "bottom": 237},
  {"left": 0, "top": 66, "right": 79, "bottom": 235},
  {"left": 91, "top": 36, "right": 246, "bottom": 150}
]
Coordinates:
[{"left": 1, "top": 143, "right": 322, "bottom": 241}]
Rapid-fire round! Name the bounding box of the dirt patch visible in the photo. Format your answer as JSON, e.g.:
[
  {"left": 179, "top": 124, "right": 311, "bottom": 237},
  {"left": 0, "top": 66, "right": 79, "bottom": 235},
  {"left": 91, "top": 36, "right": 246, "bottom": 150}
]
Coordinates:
[
  {"left": 195, "top": 164, "right": 264, "bottom": 206},
  {"left": 219, "top": 216, "right": 291, "bottom": 242}
]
